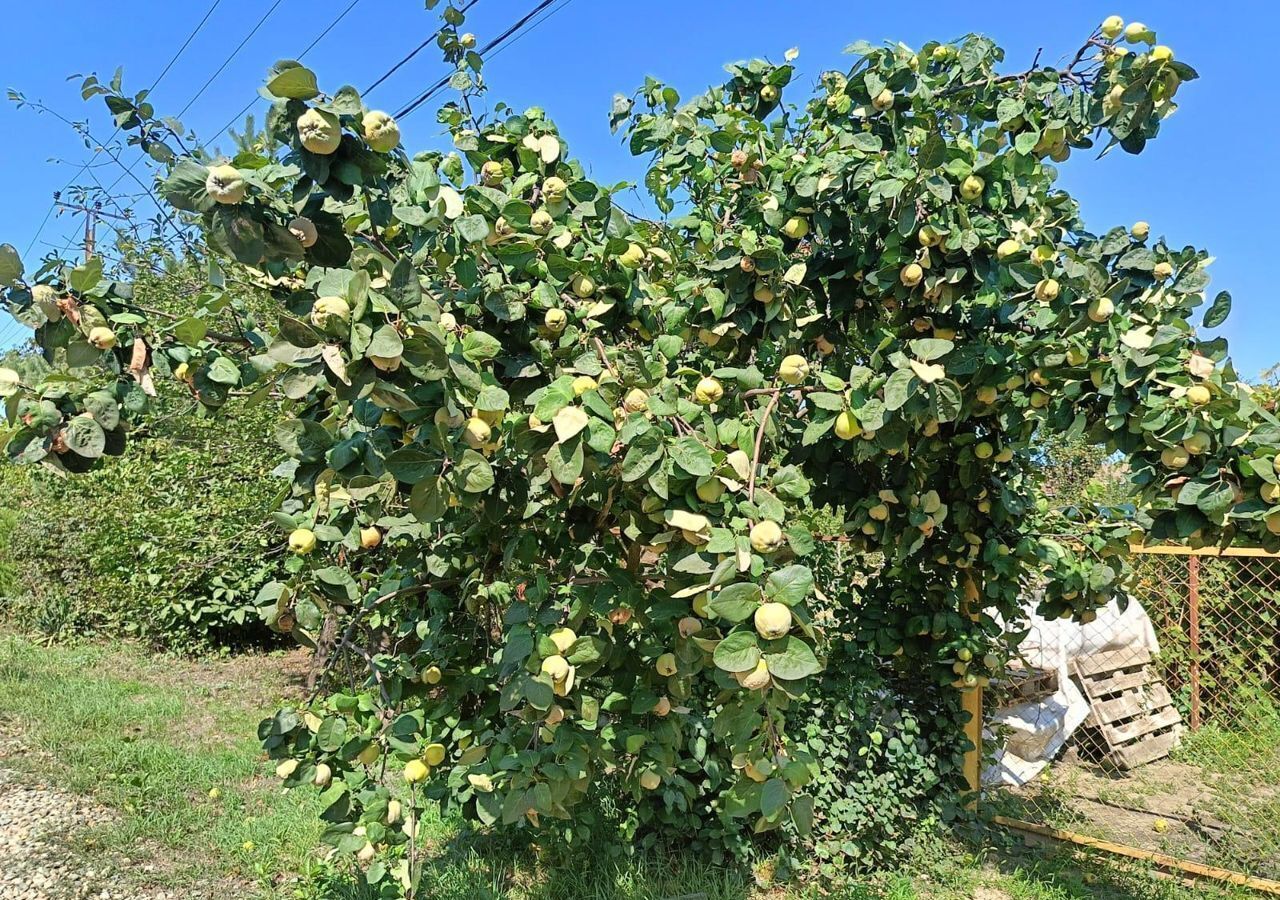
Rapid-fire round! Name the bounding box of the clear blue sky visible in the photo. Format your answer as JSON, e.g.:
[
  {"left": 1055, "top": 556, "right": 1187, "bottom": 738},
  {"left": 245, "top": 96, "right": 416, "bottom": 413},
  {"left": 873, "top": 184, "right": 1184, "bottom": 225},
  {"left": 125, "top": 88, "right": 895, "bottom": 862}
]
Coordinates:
[{"left": 1, "top": 1, "right": 1276, "bottom": 378}]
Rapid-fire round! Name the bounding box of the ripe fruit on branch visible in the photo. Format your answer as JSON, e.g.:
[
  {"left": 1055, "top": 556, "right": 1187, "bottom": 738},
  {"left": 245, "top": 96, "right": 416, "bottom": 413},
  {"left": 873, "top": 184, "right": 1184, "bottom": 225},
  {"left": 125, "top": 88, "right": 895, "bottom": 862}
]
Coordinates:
[
  {"left": 1153, "top": 261, "right": 1173, "bottom": 280},
  {"left": 360, "top": 526, "right": 382, "bottom": 549},
  {"left": 735, "top": 660, "right": 771, "bottom": 690},
  {"left": 694, "top": 376, "right": 724, "bottom": 405},
  {"left": 424, "top": 743, "right": 446, "bottom": 766},
  {"left": 696, "top": 478, "right": 725, "bottom": 502},
  {"left": 618, "top": 243, "right": 645, "bottom": 268},
  {"left": 760, "top": 85, "right": 779, "bottom": 102},
  {"left": 1087, "top": 298, "right": 1115, "bottom": 323},
  {"left": 678, "top": 616, "right": 702, "bottom": 638},
  {"left": 310, "top": 296, "right": 351, "bottom": 329},
  {"left": 460, "top": 32, "right": 476, "bottom": 48},
  {"left": 653, "top": 696, "right": 672, "bottom": 716},
  {"left": 1186, "top": 385, "right": 1211, "bottom": 406},
  {"left": 1183, "top": 433, "right": 1210, "bottom": 455},
  {"left": 834, "top": 410, "right": 860, "bottom": 440},
  {"left": 362, "top": 111, "right": 401, "bottom": 152},
  {"left": 404, "top": 760, "right": 429, "bottom": 784},
  {"left": 1131, "top": 221, "right": 1150, "bottom": 240},
  {"left": 622, "top": 389, "right": 649, "bottom": 413},
  {"left": 572, "top": 376, "right": 598, "bottom": 396},
  {"left": 571, "top": 274, "right": 595, "bottom": 298},
  {"left": 960, "top": 174, "right": 984, "bottom": 201},
  {"left": 530, "top": 209, "right": 554, "bottom": 234},
  {"left": 541, "top": 655, "right": 570, "bottom": 682},
  {"left": 276, "top": 760, "right": 298, "bottom": 779},
  {"left": 1269, "top": 512, "right": 1280, "bottom": 535},
  {"left": 289, "top": 528, "right": 317, "bottom": 554},
  {"left": 542, "top": 176, "right": 568, "bottom": 203},
  {"left": 297, "top": 108, "right": 342, "bottom": 155},
  {"left": 996, "top": 239, "right": 1021, "bottom": 260},
  {"left": 480, "top": 160, "right": 505, "bottom": 186},
  {"left": 1151, "top": 45, "right": 1173, "bottom": 62},
  {"left": 754, "top": 602, "right": 793, "bottom": 640},
  {"left": 1101, "top": 15, "right": 1124, "bottom": 39},
  {"left": 639, "top": 770, "right": 661, "bottom": 790},
  {"left": 1124, "top": 22, "right": 1154, "bottom": 44},
  {"left": 656, "top": 653, "right": 678, "bottom": 676},
  {"left": 918, "top": 225, "right": 942, "bottom": 247},
  {"left": 463, "top": 417, "right": 492, "bottom": 449},
  {"left": 205, "top": 164, "right": 247, "bottom": 204},
  {"left": 750, "top": 520, "right": 785, "bottom": 553},
  {"left": 900, "top": 263, "right": 924, "bottom": 287},
  {"left": 1260, "top": 483, "right": 1280, "bottom": 504},
  {"left": 550, "top": 627, "right": 577, "bottom": 653},
  {"left": 88, "top": 327, "right": 117, "bottom": 350},
  {"left": 422, "top": 665, "right": 442, "bottom": 685},
  {"left": 1161, "top": 447, "right": 1189, "bottom": 469},
  {"left": 871, "top": 88, "right": 894, "bottom": 111},
  {"left": 782, "top": 216, "right": 809, "bottom": 240},
  {"left": 313, "top": 763, "right": 332, "bottom": 787},
  {"left": 544, "top": 307, "right": 568, "bottom": 333},
  {"left": 778, "top": 354, "right": 810, "bottom": 385},
  {"left": 753, "top": 282, "right": 775, "bottom": 304},
  {"left": 288, "top": 216, "right": 318, "bottom": 248}
]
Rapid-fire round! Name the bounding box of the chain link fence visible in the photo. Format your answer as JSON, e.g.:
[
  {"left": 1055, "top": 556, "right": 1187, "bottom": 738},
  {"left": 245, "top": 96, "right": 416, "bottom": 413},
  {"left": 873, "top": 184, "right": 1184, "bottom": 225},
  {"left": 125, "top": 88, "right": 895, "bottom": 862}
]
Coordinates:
[{"left": 986, "top": 547, "right": 1280, "bottom": 887}]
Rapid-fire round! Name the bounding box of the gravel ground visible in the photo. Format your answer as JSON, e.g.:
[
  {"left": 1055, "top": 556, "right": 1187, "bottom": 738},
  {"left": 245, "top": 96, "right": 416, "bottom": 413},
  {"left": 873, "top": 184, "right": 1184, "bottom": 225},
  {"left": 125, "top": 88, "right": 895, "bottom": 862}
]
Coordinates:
[{"left": 0, "top": 762, "right": 182, "bottom": 900}]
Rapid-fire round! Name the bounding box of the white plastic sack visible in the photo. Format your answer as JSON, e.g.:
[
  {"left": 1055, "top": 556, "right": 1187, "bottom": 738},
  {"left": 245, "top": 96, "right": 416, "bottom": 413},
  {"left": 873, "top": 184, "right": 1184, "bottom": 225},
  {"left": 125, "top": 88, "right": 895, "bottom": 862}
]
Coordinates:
[{"left": 982, "top": 595, "right": 1160, "bottom": 787}]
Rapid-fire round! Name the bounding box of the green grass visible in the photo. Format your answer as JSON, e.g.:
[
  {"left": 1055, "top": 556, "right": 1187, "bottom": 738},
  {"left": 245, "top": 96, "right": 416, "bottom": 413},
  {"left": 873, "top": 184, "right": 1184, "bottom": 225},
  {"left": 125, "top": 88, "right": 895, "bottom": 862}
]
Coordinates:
[{"left": 0, "top": 632, "right": 1258, "bottom": 900}]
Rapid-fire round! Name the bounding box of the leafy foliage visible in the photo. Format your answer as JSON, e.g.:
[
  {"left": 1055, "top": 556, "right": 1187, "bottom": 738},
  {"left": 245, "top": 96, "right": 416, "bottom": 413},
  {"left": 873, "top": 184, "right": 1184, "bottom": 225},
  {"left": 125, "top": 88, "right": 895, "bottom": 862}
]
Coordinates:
[
  {"left": 0, "top": 261, "right": 287, "bottom": 648},
  {"left": 0, "top": 8, "right": 1272, "bottom": 892}
]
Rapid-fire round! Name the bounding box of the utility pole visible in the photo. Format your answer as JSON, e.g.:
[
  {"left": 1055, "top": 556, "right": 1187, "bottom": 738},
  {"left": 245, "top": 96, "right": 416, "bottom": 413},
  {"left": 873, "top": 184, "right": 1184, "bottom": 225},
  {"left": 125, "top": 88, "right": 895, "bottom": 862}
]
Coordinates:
[{"left": 55, "top": 201, "right": 132, "bottom": 262}]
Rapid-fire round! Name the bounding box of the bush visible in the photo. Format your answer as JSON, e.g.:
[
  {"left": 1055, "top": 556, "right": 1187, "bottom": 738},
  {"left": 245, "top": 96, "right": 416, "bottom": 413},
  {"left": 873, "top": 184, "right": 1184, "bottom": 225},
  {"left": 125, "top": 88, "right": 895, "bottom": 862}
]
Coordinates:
[
  {"left": 0, "top": 259, "right": 287, "bottom": 649},
  {"left": 0, "top": 399, "right": 285, "bottom": 648}
]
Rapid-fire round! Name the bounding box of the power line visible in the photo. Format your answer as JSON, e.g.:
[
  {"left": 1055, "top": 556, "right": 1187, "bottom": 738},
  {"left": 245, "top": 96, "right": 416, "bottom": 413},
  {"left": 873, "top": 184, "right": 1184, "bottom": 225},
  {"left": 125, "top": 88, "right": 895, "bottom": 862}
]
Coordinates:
[
  {"left": 22, "top": 0, "right": 224, "bottom": 259},
  {"left": 175, "top": 0, "right": 288, "bottom": 119},
  {"left": 395, "top": 0, "right": 571, "bottom": 120},
  {"left": 205, "top": 0, "right": 365, "bottom": 148},
  {"left": 364, "top": 0, "right": 484, "bottom": 96}
]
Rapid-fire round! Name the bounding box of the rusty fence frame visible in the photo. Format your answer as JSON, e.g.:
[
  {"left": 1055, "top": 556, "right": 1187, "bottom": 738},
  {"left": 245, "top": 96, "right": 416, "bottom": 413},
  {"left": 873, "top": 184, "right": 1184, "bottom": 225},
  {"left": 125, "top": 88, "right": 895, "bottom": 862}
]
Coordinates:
[{"left": 966, "top": 544, "right": 1280, "bottom": 895}]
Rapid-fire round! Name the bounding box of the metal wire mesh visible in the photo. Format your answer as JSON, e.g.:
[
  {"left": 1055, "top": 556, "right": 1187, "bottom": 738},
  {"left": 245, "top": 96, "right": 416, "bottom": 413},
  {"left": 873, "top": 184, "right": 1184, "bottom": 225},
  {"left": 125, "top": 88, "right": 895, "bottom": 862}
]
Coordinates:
[{"left": 986, "top": 548, "right": 1280, "bottom": 883}]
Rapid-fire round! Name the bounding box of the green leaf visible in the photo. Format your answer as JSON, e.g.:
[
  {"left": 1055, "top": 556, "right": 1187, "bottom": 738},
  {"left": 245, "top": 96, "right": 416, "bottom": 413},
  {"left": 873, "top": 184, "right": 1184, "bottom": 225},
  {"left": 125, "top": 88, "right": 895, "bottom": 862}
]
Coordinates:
[
  {"left": 69, "top": 257, "right": 104, "bottom": 294},
  {"left": 712, "top": 630, "right": 761, "bottom": 673},
  {"left": 883, "top": 369, "right": 914, "bottom": 412},
  {"left": 174, "top": 317, "right": 207, "bottom": 345},
  {"left": 762, "top": 636, "right": 821, "bottom": 680},
  {"left": 670, "top": 436, "right": 713, "bottom": 476},
  {"left": 760, "top": 778, "right": 788, "bottom": 818},
  {"left": 764, "top": 566, "right": 813, "bottom": 605},
  {"left": 457, "top": 449, "right": 495, "bottom": 492},
  {"left": 267, "top": 62, "right": 321, "bottom": 100},
  {"left": 1203, "top": 291, "right": 1231, "bottom": 329},
  {"left": 63, "top": 415, "right": 106, "bottom": 459},
  {"left": 385, "top": 447, "right": 441, "bottom": 483},
  {"left": 206, "top": 356, "right": 241, "bottom": 385},
  {"left": 455, "top": 214, "right": 490, "bottom": 243},
  {"left": 708, "top": 583, "right": 762, "bottom": 623},
  {"left": 0, "top": 243, "right": 23, "bottom": 286},
  {"left": 908, "top": 338, "right": 953, "bottom": 361},
  {"left": 621, "top": 430, "right": 662, "bottom": 482},
  {"left": 462, "top": 331, "right": 502, "bottom": 362}
]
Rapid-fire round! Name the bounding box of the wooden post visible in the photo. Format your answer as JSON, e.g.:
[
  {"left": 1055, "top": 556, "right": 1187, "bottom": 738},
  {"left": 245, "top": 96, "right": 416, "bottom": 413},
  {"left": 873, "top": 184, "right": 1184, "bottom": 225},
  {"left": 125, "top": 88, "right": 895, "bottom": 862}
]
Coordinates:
[
  {"left": 962, "top": 682, "right": 983, "bottom": 804},
  {"left": 1188, "top": 555, "right": 1201, "bottom": 731}
]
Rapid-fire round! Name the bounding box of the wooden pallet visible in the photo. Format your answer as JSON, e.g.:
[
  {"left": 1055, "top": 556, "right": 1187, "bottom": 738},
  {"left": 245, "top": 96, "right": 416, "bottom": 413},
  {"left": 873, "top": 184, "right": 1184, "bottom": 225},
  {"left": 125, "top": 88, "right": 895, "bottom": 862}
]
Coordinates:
[{"left": 1071, "top": 647, "right": 1182, "bottom": 770}]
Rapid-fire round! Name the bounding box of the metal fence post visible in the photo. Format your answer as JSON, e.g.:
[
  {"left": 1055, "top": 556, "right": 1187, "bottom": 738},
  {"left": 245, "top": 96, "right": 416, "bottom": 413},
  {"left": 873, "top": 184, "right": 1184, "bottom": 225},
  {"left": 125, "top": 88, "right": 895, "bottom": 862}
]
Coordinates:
[{"left": 1188, "top": 554, "right": 1201, "bottom": 731}]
